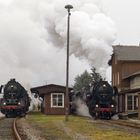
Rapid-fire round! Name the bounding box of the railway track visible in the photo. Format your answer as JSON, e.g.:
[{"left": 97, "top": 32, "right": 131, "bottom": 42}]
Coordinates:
[
  {"left": 0, "top": 117, "right": 22, "bottom": 140},
  {"left": 88, "top": 118, "right": 140, "bottom": 136},
  {"left": 108, "top": 119, "right": 140, "bottom": 129}
]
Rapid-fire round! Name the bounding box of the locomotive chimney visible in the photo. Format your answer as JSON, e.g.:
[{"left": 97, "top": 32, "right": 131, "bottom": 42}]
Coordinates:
[{"left": 10, "top": 78, "right": 16, "bottom": 81}]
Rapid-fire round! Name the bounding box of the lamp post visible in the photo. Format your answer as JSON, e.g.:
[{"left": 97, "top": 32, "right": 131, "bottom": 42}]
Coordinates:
[{"left": 65, "top": 4, "right": 73, "bottom": 121}]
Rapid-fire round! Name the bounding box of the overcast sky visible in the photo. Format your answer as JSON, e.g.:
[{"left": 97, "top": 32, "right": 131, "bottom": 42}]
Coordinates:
[
  {"left": 0, "top": 0, "right": 139, "bottom": 90},
  {"left": 102, "top": 0, "right": 140, "bottom": 45}
]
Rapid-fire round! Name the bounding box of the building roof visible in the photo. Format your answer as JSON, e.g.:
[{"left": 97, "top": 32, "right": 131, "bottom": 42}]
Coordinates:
[
  {"left": 113, "top": 45, "right": 140, "bottom": 61},
  {"left": 119, "top": 88, "right": 140, "bottom": 94},
  {"left": 123, "top": 71, "right": 140, "bottom": 79},
  {"left": 108, "top": 45, "right": 140, "bottom": 65},
  {"left": 30, "top": 84, "right": 73, "bottom": 97},
  {"left": 31, "top": 84, "right": 70, "bottom": 90}
]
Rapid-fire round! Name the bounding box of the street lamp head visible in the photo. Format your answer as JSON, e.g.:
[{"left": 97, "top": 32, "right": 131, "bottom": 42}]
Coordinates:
[{"left": 65, "top": 4, "right": 73, "bottom": 12}]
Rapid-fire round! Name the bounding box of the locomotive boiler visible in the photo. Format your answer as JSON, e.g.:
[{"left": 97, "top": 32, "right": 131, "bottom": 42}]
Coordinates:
[{"left": 0, "top": 79, "right": 30, "bottom": 117}]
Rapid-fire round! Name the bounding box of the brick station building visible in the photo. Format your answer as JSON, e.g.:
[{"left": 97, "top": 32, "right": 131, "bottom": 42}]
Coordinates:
[
  {"left": 109, "top": 45, "right": 140, "bottom": 115},
  {"left": 30, "top": 84, "right": 72, "bottom": 115}
]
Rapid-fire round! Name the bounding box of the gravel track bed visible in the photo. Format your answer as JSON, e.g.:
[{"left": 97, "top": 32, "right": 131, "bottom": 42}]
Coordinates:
[
  {"left": 90, "top": 119, "right": 140, "bottom": 136},
  {"left": 16, "top": 118, "right": 46, "bottom": 140},
  {"left": 0, "top": 118, "right": 15, "bottom": 140}
]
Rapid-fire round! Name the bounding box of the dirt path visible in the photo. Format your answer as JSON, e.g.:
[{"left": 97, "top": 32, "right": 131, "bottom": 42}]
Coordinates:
[
  {"left": 18, "top": 118, "right": 91, "bottom": 140},
  {"left": 54, "top": 121, "right": 91, "bottom": 140}
]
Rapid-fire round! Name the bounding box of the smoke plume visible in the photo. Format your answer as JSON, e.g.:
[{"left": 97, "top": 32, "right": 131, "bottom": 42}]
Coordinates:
[
  {"left": 41, "top": 0, "right": 116, "bottom": 76},
  {"left": 73, "top": 97, "right": 91, "bottom": 117},
  {"left": 0, "top": 0, "right": 116, "bottom": 88}
]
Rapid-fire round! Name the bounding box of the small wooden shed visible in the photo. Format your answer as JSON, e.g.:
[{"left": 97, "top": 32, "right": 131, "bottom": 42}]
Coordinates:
[{"left": 30, "top": 84, "right": 72, "bottom": 115}]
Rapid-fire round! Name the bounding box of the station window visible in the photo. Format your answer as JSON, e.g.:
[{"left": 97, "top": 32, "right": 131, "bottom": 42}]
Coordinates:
[
  {"left": 127, "top": 95, "right": 138, "bottom": 111},
  {"left": 51, "top": 93, "right": 64, "bottom": 108},
  {"left": 127, "top": 96, "right": 132, "bottom": 110},
  {"left": 134, "top": 96, "right": 138, "bottom": 110}
]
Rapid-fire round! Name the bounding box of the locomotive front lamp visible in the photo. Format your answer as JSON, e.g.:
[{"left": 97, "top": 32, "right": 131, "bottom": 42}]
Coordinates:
[
  {"left": 96, "top": 104, "right": 99, "bottom": 108},
  {"left": 18, "top": 102, "right": 21, "bottom": 105},
  {"left": 3, "top": 102, "right": 6, "bottom": 105},
  {"left": 103, "top": 84, "right": 106, "bottom": 87},
  {"left": 111, "top": 104, "right": 114, "bottom": 108},
  {"left": 65, "top": 4, "right": 73, "bottom": 122}
]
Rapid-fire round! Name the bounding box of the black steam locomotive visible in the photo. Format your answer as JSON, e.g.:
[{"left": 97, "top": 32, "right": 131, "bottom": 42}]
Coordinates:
[
  {"left": 70, "top": 80, "right": 117, "bottom": 119},
  {"left": 0, "top": 79, "right": 30, "bottom": 117},
  {"left": 86, "top": 81, "right": 117, "bottom": 119}
]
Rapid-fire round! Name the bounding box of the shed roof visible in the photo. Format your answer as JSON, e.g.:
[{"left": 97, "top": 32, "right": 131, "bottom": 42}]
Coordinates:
[
  {"left": 31, "top": 84, "right": 69, "bottom": 90},
  {"left": 113, "top": 45, "right": 140, "bottom": 61},
  {"left": 30, "top": 84, "right": 72, "bottom": 97}
]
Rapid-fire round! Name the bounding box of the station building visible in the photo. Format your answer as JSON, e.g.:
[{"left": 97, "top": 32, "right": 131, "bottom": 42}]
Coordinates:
[
  {"left": 30, "top": 84, "right": 72, "bottom": 115},
  {"left": 109, "top": 45, "right": 140, "bottom": 114}
]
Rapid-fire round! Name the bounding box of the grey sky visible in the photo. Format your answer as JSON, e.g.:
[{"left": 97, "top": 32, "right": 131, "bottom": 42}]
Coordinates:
[
  {"left": 102, "top": 0, "right": 140, "bottom": 45},
  {"left": 0, "top": 0, "right": 139, "bottom": 89}
]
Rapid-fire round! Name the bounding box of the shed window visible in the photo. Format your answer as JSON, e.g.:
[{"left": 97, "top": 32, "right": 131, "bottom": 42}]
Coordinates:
[{"left": 51, "top": 93, "right": 64, "bottom": 108}]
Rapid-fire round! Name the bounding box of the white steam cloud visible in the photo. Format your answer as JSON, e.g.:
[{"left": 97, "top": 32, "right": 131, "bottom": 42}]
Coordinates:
[
  {"left": 73, "top": 97, "right": 91, "bottom": 117},
  {"left": 0, "top": 0, "right": 116, "bottom": 88}
]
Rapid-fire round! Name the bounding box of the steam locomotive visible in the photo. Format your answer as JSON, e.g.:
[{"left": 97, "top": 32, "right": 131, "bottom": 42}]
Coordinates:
[
  {"left": 70, "top": 80, "right": 117, "bottom": 119},
  {"left": 0, "top": 79, "right": 30, "bottom": 117}
]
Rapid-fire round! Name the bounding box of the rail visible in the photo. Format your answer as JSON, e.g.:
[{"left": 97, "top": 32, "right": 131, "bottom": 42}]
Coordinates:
[
  {"left": 109, "top": 119, "right": 140, "bottom": 129},
  {"left": 13, "top": 118, "right": 22, "bottom": 140}
]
